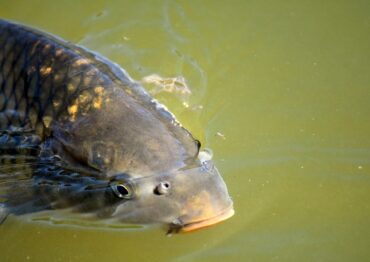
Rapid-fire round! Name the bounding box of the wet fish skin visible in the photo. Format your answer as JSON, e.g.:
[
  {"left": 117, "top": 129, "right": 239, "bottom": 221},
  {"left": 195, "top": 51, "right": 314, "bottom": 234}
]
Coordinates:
[
  {"left": 0, "top": 20, "right": 122, "bottom": 135},
  {"left": 0, "top": 19, "right": 198, "bottom": 174},
  {"left": 0, "top": 19, "right": 234, "bottom": 231}
]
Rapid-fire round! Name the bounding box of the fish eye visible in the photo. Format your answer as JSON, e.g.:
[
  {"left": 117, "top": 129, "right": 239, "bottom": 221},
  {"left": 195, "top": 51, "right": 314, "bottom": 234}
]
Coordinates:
[
  {"left": 154, "top": 181, "right": 171, "bottom": 195},
  {"left": 111, "top": 183, "right": 133, "bottom": 199}
]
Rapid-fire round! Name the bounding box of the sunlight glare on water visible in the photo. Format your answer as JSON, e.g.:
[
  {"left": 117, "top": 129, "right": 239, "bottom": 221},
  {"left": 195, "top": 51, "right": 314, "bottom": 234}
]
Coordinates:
[{"left": 1, "top": 0, "right": 370, "bottom": 261}]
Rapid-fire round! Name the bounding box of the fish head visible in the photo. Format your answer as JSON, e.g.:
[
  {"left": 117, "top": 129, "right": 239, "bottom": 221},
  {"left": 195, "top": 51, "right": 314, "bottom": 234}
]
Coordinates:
[
  {"left": 51, "top": 87, "right": 233, "bottom": 232},
  {"left": 110, "top": 158, "right": 234, "bottom": 232}
]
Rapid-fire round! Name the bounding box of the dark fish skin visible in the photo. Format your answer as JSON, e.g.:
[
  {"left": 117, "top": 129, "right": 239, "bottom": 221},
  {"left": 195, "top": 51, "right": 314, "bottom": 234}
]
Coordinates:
[
  {"left": 0, "top": 19, "right": 135, "bottom": 135},
  {"left": 0, "top": 20, "right": 234, "bottom": 230},
  {"left": 0, "top": 19, "right": 199, "bottom": 173},
  {"left": 0, "top": 18, "right": 197, "bottom": 212},
  {"left": 0, "top": 130, "right": 117, "bottom": 218}
]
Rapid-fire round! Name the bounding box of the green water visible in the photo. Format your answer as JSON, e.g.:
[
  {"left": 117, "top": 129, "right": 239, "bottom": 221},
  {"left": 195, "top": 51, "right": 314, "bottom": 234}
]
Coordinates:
[{"left": 1, "top": 0, "right": 370, "bottom": 261}]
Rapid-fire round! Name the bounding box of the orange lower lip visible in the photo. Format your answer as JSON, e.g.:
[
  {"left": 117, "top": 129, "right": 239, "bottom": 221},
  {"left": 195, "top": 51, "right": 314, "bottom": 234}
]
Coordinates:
[{"left": 181, "top": 206, "right": 235, "bottom": 232}]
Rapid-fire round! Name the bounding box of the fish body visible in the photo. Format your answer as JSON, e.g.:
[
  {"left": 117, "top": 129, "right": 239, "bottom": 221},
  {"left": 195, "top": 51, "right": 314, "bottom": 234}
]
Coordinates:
[{"left": 0, "top": 20, "right": 233, "bottom": 232}]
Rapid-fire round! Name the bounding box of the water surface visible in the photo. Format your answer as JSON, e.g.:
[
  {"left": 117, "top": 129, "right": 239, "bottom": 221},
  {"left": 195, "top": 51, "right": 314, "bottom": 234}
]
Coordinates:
[{"left": 1, "top": 0, "right": 370, "bottom": 261}]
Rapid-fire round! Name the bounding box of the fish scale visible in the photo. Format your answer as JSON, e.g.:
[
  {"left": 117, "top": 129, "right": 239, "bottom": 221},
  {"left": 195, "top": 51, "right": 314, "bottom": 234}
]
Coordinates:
[
  {"left": 0, "top": 20, "right": 112, "bottom": 135},
  {"left": 0, "top": 20, "right": 137, "bottom": 217}
]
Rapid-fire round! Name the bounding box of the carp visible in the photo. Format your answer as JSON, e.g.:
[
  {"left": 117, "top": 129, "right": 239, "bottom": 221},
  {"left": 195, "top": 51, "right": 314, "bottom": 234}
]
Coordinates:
[{"left": 0, "top": 19, "right": 234, "bottom": 233}]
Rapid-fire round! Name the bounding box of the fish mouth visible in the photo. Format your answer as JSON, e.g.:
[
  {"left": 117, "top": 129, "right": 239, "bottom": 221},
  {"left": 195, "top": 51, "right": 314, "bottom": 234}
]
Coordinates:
[
  {"left": 168, "top": 205, "right": 234, "bottom": 234},
  {"left": 182, "top": 206, "right": 234, "bottom": 232}
]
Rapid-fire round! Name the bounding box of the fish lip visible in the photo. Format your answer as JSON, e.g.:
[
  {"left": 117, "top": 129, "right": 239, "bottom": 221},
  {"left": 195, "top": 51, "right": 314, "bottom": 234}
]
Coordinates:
[{"left": 168, "top": 204, "right": 235, "bottom": 234}]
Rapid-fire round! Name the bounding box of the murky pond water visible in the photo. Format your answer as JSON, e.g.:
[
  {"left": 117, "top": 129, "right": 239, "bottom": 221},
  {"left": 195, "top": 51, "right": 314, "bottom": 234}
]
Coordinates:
[{"left": 1, "top": 0, "right": 370, "bottom": 261}]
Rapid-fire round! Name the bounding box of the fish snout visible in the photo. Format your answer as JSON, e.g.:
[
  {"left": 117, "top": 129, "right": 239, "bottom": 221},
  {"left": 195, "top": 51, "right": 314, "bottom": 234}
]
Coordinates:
[
  {"left": 166, "top": 161, "right": 234, "bottom": 233},
  {"left": 173, "top": 190, "right": 234, "bottom": 232}
]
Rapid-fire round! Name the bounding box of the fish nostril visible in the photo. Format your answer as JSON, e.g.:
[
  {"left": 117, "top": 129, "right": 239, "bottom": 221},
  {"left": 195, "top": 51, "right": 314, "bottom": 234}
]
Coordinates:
[{"left": 153, "top": 181, "right": 170, "bottom": 195}]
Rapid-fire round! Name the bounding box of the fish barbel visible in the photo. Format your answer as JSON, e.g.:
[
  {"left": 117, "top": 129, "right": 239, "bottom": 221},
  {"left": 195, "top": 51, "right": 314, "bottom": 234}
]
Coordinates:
[{"left": 0, "top": 19, "right": 234, "bottom": 233}]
